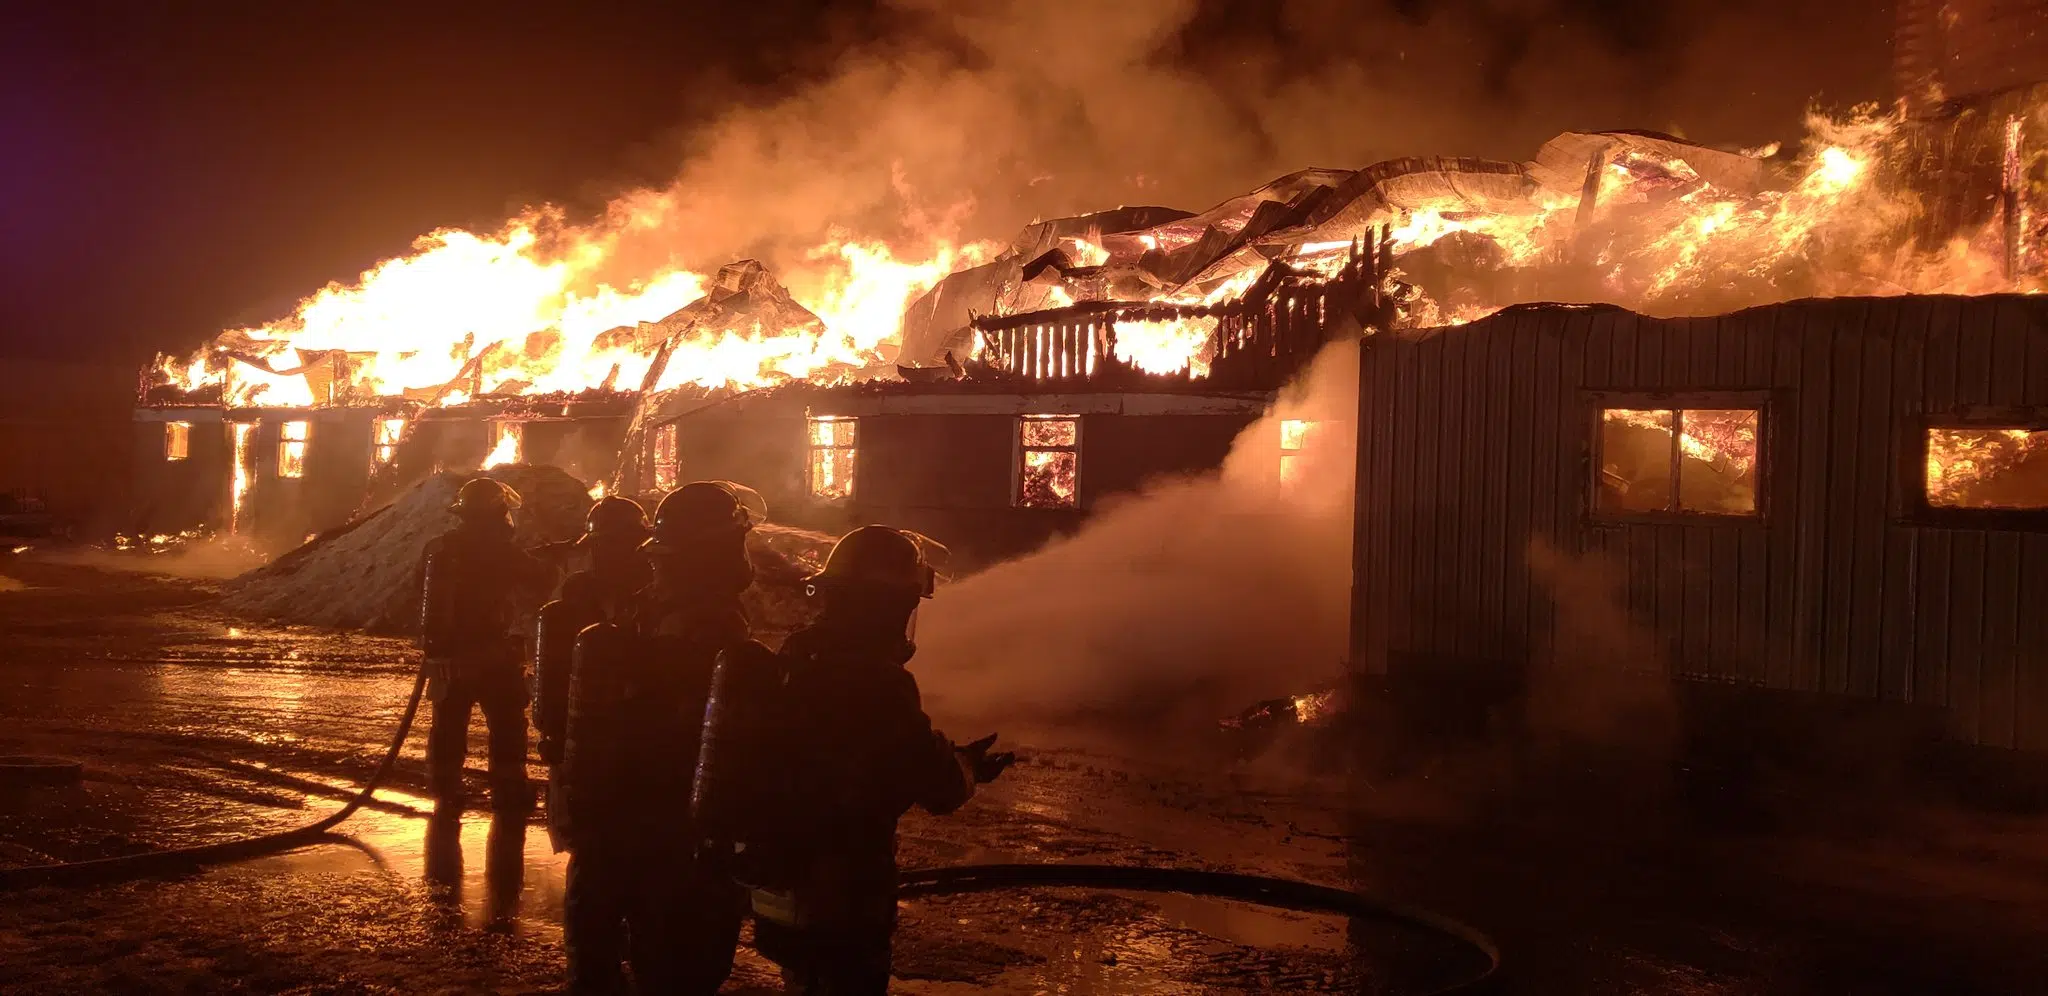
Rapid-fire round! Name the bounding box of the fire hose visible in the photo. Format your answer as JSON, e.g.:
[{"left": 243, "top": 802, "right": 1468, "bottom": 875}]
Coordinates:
[
  {"left": 0, "top": 663, "right": 429, "bottom": 891},
  {"left": 0, "top": 662, "right": 1500, "bottom": 994}
]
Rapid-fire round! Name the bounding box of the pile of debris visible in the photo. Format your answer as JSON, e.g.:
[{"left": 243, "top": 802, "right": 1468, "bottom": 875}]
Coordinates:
[
  {"left": 218, "top": 463, "right": 836, "bottom": 642},
  {"left": 218, "top": 465, "right": 590, "bottom": 633}
]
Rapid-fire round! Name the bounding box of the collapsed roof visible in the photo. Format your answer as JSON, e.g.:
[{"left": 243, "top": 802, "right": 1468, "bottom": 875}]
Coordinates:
[{"left": 896, "top": 131, "right": 1770, "bottom": 367}]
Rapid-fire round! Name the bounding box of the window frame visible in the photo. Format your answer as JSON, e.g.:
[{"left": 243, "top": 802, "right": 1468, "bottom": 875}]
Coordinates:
[
  {"left": 1278, "top": 418, "right": 1316, "bottom": 490},
  {"left": 649, "top": 422, "right": 681, "bottom": 494},
  {"left": 371, "top": 417, "right": 406, "bottom": 470},
  {"left": 276, "top": 420, "right": 310, "bottom": 480},
  {"left": 1013, "top": 414, "right": 1083, "bottom": 509},
  {"left": 806, "top": 415, "right": 858, "bottom": 502},
  {"left": 1583, "top": 390, "right": 1771, "bottom": 526},
  {"left": 164, "top": 421, "right": 191, "bottom": 461},
  {"left": 1904, "top": 406, "right": 2048, "bottom": 530}
]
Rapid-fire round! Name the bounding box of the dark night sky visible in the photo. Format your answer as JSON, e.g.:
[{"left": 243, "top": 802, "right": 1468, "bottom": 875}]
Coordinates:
[{"left": 0, "top": 1, "right": 1894, "bottom": 368}]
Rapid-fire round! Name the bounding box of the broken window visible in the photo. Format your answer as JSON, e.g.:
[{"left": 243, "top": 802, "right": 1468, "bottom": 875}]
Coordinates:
[
  {"left": 483, "top": 421, "right": 523, "bottom": 469},
  {"left": 1596, "top": 407, "right": 1758, "bottom": 516},
  {"left": 277, "top": 421, "right": 309, "bottom": 479},
  {"left": 1279, "top": 418, "right": 1315, "bottom": 488},
  {"left": 807, "top": 417, "right": 856, "bottom": 501},
  {"left": 372, "top": 418, "right": 405, "bottom": 469},
  {"left": 651, "top": 422, "right": 680, "bottom": 493},
  {"left": 1926, "top": 427, "right": 2048, "bottom": 509},
  {"left": 164, "top": 421, "right": 191, "bottom": 461},
  {"left": 1017, "top": 416, "right": 1080, "bottom": 508}
]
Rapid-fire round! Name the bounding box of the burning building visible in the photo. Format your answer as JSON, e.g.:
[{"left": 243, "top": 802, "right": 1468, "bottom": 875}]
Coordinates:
[{"left": 132, "top": 41, "right": 2048, "bottom": 754}]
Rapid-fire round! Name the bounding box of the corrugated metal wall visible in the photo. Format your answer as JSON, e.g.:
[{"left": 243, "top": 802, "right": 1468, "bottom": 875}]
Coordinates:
[
  {"left": 1899, "top": 0, "right": 2048, "bottom": 111},
  {"left": 1353, "top": 296, "right": 2048, "bottom": 750}
]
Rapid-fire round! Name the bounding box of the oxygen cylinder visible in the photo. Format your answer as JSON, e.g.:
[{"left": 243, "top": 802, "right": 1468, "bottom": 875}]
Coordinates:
[
  {"left": 554, "top": 621, "right": 634, "bottom": 850},
  {"left": 689, "top": 641, "right": 783, "bottom": 851},
  {"left": 531, "top": 598, "right": 589, "bottom": 762}
]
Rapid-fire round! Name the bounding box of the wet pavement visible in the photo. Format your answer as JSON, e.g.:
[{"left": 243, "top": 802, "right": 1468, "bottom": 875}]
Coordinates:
[{"left": 4, "top": 554, "right": 2048, "bottom": 993}]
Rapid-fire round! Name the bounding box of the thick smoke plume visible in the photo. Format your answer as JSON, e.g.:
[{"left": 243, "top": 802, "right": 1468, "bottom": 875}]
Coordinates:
[
  {"left": 913, "top": 333, "right": 1360, "bottom": 728},
  {"left": 551, "top": 0, "right": 1887, "bottom": 295}
]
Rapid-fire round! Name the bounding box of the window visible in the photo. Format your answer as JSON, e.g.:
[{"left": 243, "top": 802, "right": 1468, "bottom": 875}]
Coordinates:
[
  {"left": 1017, "top": 415, "right": 1080, "bottom": 508},
  {"left": 483, "top": 421, "right": 522, "bottom": 469},
  {"left": 164, "top": 421, "right": 191, "bottom": 461},
  {"left": 1596, "top": 407, "right": 1758, "bottom": 516},
  {"left": 372, "top": 418, "right": 405, "bottom": 469},
  {"left": 1279, "top": 418, "right": 1316, "bottom": 488},
  {"left": 651, "top": 422, "right": 680, "bottom": 493},
  {"left": 277, "top": 421, "right": 309, "bottom": 479},
  {"left": 1926, "top": 427, "right": 2048, "bottom": 509},
  {"left": 807, "top": 416, "right": 856, "bottom": 500}
]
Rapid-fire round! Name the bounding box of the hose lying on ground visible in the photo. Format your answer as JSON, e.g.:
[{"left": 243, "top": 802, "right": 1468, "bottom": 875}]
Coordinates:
[
  {"left": 898, "top": 863, "right": 1500, "bottom": 996},
  {"left": 0, "top": 664, "right": 1501, "bottom": 994},
  {"left": 0, "top": 664, "right": 428, "bottom": 891}
]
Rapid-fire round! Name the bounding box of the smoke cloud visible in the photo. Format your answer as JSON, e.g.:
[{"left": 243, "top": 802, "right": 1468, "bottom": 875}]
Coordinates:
[
  {"left": 912, "top": 332, "right": 1361, "bottom": 729},
  {"left": 558, "top": 0, "right": 1888, "bottom": 297}
]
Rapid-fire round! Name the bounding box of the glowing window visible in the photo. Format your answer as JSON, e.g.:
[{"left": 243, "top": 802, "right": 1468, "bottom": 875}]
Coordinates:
[
  {"left": 1279, "top": 418, "right": 1316, "bottom": 488},
  {"left": 372, "top": 418, "right": 406, "bottom": 468},
  {"left": 277, "top": 421, "right": 309, "bottom": 479},
  {"left": 807, "top": 416, "right": 856, "bottom": 501},
  {"left": 652, "top": 423, "right": 680, "bottom": 493},
  {"left": 1596, "top": 408, "right": 1758, "bottom": 516},
  {"left": 482, "top": 421, "right": 523, "bottom": 469},
  {"left": 164, "top": 421, "right": 191, "bottom": 461},
  {"left": 1017, "top": 416, "right": 1080, "bottom": 508},
  {"left": 1926, "top": 427, "right": 2048, "bottom": 509}
]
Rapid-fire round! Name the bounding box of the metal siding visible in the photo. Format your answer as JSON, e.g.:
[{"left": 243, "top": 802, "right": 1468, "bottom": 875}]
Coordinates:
[
  {"left": 1767, "top": 302, "right": 1804, "bottom": 689},
  {"left": 1530, "top": 318, "right": 1564, "bottom": 668},
  {"left": 1883, "top": 299, "right": 1934, "bottom": 702},
  {"left": 1850, "top": 302, "right": 1895, "bottom": 699},
  {"left": 1819, "top": 302, "right": 1862, "bottom": 695},
  {"left": 1414, "top": 333, "right": 1447, "bottom": 657},
  {"left": 1390, "top": 338, "right": 1422, "bottom": 660},
  {"left": 1370, "top": 332, "right": 1400, "bottom": 675},
  {"left": 1481, "top": 313, "right": 1515, "bottom": 660},
  {"left": 1739, "top": 308, "right": 1777, "bottom": 686},
  {"left": 1504, "top": 313, "right": 1539, "bottom": 665},
  {"left": 1917, "top": 298, "right": 1964, "bottom": 711},
  {"left": 1794, "top": 302, "right": 1836, "bottom": 693},
  {"left": 2022, "top": 531, "right": 2048, "bottom": 751},
  {"left": 1429, "top": 329, "right": 1460, "bottom": 654}
]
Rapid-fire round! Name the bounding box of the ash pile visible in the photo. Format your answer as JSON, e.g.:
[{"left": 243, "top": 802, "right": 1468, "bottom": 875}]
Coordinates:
[{"left": 218, "top": 464, "right": 835, "bottom": 641}]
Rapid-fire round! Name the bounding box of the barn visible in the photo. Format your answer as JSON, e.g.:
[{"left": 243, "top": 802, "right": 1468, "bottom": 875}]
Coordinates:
[
  {"left": 1348, "top": 295, "right": 2048, "bottom": 752},
  {"left": 612, "top": 244, "right": 1378, "bottom": 567}
]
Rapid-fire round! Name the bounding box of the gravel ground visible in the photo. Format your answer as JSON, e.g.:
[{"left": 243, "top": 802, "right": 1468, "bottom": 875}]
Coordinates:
[{"left": 3, "top": 554, "right": 2048, "bottom": 994}]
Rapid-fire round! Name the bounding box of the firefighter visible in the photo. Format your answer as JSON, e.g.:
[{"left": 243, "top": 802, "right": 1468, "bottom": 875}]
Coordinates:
[
  {"left": 750, "top": 525, "right": 1015, "bottom": 996},
  {"left": 555, "top": 481, "right": 759, "bottom": 994},
  {"left": 418, "top": 477, "right": 554, "bottom": 814},
  {"left": 533, "top": 495, "right": 653, "bottom": 770}
]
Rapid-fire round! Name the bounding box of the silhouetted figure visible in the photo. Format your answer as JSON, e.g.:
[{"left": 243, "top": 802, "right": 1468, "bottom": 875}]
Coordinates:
[
  {"left": 749, "top": 525, "right": 1013, "bottom": 996},
  {"left": 556, "top": 482, "right": 759, "bottom": 994},
  {"left": 423, "top": 804, "right": 465, "bottom": 923},
  {"left": 534, "top": 496, "right": 654, "bottom": 773},
  {"left": 483, "top": 810, "right": 527, "bottom": 931},
  {"left": 418, "top": 478, "right": 553, "bottom": 813}
]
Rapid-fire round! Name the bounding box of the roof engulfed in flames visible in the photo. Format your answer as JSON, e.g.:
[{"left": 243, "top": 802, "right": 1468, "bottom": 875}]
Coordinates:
[{"left": 151, "top": 103, "right": 2043, "bottom": 409}]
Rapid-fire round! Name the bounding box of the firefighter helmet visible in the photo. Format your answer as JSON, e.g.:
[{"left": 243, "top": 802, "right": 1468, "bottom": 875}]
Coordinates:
[
  {"left": 808, "top": 525, "right": 936, "bottom": 599},
  {"left": 579, "top": 495, "right": 649, "bottom": 546},
  {"left": 450, "top": 477, "right": 521, "bottom": 519},
  {"left": 648, "top": 481, "right": 762, "bottom": 550}
]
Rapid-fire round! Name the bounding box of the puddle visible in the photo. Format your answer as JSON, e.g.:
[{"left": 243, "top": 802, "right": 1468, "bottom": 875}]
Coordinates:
[{"left": 258, "top": 789, "right": 569, "bottom": 936}]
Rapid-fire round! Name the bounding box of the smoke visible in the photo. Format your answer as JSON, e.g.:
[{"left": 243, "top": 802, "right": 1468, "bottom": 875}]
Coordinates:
[
  {"left": 912, "top": 331, "right": 1361, "bottom": 729},
  {"left": 1523, "top": 538, "right": 1676, "bottom": 755},
  {"left": 553, "top": 0, "right": 1888, "bottom": 296}
]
